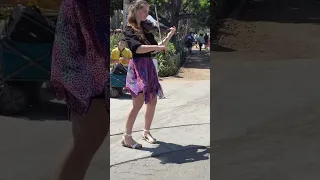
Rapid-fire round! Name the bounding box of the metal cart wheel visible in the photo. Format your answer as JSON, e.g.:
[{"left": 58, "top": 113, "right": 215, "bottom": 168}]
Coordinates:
[
  {"left": 6, "top": 81, "right": 41, "bottom": 106},
  {"left": 25, "top": 82, "right": 42, "bottom": 106},
  {"left": 110, "top": 87, "right": 122, "bottom": 98},
  {"left": 0, "top": 85, "right": 27, "bottom": 115}
]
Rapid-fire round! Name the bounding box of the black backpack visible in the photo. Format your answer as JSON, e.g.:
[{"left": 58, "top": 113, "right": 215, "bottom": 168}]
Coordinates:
[{"left": 111, "top": 63, "right": 127, "bottom": 75}]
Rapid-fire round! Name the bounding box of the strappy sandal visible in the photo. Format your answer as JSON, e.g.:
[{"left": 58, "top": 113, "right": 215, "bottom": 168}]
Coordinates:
[
  {"left": 121, "top": 134, "right": 142, "bottom": 149},
  {"left": 142, "top": 129, "right": 157, "bottom": 144}
]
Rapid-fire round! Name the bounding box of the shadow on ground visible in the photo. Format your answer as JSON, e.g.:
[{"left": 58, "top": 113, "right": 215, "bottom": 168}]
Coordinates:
[
  {"left": 140, "top": 141, "right": 209, "bottom": 165},
  {"left": 10, "top": 89, "right": 68, "bottom": 121},
  {"left": 116, "top": 93, "right": 132, "bottom": 100},
  {"left": 239, "top": 0, "right": 320, "bottom": 24},
  {"left": 20, "top": 101, "right": 68, "bottom": 121},
  {"left": 183, "top": 52, "right": 210, "bottom": 69},
  {"left": 212, "top": 45, "right": 236, "bottom": 52}
]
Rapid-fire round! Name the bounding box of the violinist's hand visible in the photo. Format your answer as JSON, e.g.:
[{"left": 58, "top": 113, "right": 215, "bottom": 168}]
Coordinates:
[{"left": 167, "top": 26, "right": 176, "bottom": 38}]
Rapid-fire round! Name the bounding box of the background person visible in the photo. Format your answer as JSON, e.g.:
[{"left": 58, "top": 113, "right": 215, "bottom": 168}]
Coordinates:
[
  {"left": 111, "top": 38, "right": 132, "bottom": 66},
  {"left": 197, "top": 33, "right": 206, "bottom": 51},
  {"left": 185, "top": 31, "right": 194, "bottom": 55}
]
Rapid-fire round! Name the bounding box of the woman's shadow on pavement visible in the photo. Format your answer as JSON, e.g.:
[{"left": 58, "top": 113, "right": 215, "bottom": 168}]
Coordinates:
[{"left": 140, "top": 141, "right": 210, "bottom": 165}]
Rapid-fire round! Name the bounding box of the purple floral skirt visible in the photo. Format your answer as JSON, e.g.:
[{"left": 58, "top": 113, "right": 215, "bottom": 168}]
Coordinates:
[{"left": 126, "top": 57, "right": 163, "bottom": 103}]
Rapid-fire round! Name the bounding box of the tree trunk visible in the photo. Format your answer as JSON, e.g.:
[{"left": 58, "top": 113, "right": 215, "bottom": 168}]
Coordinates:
[
  {"left": 123, "top": 0, "right": 130, "bottom": 30},
  {"left": 170, "top": 0, "right": 179, "bottom": 42}
]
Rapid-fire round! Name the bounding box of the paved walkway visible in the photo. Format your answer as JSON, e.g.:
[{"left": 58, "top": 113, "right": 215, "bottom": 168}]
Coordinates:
[{"left": 110, "top": 51, "right": 210, "bottom": 180}]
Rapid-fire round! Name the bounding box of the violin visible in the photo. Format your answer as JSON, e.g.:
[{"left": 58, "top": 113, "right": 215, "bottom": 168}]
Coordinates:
[
  {"left": 141, "top": 20, "right": 171, "bottom": 54},
  {"left": 141, "top": 20, "right": 170, "bottom": 33}
]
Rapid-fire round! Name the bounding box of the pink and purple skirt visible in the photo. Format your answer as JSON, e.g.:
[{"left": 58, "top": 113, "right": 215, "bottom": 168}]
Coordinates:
[{"left": 126, "top": 57, "right": 163, "bottom": 103}]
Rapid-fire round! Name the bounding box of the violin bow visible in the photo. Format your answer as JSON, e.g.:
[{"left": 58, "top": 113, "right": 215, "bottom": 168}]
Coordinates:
[
  {"left": 154, "top": 4, "right": 166, "bottom": 54},
  {"left": 154, "top": 4, "right": 165, "bottom": 99},
  {"left": 154, "top": 5, "right": 162, "bottom": 41}
]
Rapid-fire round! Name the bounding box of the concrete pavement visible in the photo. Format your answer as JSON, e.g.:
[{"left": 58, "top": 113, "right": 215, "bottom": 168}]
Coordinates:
[
  {"left": 110, "top": 51, "right": 210, "bottom": 179},
  {"left": 110, "top": 79, "right": 210, "bottom": 179},
  {"left": 212, "top": 58, "right": 320, "bottom": 141},
  {"left": 111, "top": 148, "right": 210, "bottom": 180},
  {"left": 211, "top": 57, "right": 320, "bottom": 179}
]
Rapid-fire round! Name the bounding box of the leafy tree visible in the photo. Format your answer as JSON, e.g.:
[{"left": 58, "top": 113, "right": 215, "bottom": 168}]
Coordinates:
[
  {"left": 110, "top": 0, "right": 123, "bottom": 16},
  {"left": 148, "top": 0, "right": 210, "bottom": 29}
]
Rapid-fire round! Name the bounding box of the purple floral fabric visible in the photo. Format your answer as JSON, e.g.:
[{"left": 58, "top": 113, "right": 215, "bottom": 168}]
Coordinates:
[
  {"left": 126, "top": 57, "right": 163, "bottom": 103},
  {"left": 50, "top": 0, "right": 110, "bottom": 116}
]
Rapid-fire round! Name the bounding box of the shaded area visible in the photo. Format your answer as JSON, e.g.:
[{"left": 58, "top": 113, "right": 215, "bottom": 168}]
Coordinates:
[
  {"left": 214, "top": 0, "right": 320, "bottom": 59},
  {"left": 212, "top": 55, "right": 320, "bottom": 178},
  {"left": 10, "top": 88, "right": 68, "bottom": 121},
  {"left": 239, "top": 0, "right": 320, "bottom": 24},
  {"left": 116, "top": 93, "right": 132, "bottom": 100},
  {"left": 111, "top": 145, "right": 210, "bottom": 180},
  {"left": 171, "top": 75, "right": 184, "bottom": 79},
  {"left": 20, "top": 101, "right": 68, "bottom": 121},
  {"left": 212, "top": 101, "right": 320, "bottom": 179},
  {"left": 183, "top": 52, "right": 210, "bottom": 70},
  {"left": 212, "top": 44, "right": 236, "bottom": 52},
  {"left": 140, "top": 141, "right": 209, "bottom": 165},
  {"left": 172, "top": 51, "right": 210, "bottom": 80}
]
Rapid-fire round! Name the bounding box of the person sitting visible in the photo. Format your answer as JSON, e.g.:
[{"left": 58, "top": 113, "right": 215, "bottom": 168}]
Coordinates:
[{"left": 110, "top": 38, "right": 132, "bottom": 66}]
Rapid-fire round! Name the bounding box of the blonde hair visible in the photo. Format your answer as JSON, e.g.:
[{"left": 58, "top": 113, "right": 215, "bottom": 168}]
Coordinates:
[{"left": 127, "top": 0, "right": 151, "bottom": 45}]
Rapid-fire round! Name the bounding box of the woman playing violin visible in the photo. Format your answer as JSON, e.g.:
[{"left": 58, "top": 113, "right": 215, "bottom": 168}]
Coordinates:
[{"left": 122, "top": 0, "right": 176, "bottom": 148}]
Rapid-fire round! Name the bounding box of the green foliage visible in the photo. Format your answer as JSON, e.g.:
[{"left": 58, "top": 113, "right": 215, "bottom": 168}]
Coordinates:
[
  {"left": 110, "top": 33, "right": 124, "bottom": 52},
  {"left": 149, "top": 0, "right": 210, "bottom": 28},
  {"left": 156, "top": 42, "right": 181, "bottom": 77},
  {"left": 0, "top": 7, "right": 13, "bottom": 20},
  {"left": 110, "top": 0, "right": 123, "bottom": 16}
]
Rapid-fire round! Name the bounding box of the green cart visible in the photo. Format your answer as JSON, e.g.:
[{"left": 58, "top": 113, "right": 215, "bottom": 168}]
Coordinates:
[
  {"left": 0, "top": 7, "right": 56, "bottom": 115},
  {"left": 0, "top": 35, "right": 53, "bottom": 115}
]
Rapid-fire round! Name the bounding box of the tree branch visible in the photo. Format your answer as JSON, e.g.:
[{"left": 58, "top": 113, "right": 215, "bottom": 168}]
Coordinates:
[
  {"left": 177, "top": 12, "right": 210, "bottom": 20},
  {"left": 177, "top": 13, "right": 197, "bottom": 20},
  {"left": 181, "top": 1, "right": 193, "bottom": 13}
]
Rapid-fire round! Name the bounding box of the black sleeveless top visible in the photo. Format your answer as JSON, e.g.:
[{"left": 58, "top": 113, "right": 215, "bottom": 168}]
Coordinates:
[{"left": 123, "top": 25, "right": 158, "bottom": 58}]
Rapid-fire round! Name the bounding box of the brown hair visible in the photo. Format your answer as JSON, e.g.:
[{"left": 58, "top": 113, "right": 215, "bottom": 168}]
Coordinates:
[{"left": 127, "top": 0, "right": 151, "bottom": 45}]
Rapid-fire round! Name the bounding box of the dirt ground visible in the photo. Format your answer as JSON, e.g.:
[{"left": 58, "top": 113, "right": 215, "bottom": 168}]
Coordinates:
[
  {"left": 162, "top": 50, "right": 210, "bottom": 81},
  {"left": 212, "top": 0, "right": 320, "bottom": 179},
  {"left": 214, "top": 0, "right": 320, "bottom": 60}
]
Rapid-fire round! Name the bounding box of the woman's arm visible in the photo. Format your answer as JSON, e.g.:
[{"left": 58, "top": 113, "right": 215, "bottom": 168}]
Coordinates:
[
  {"left": 158, "top": 27, "right": 176, "bottom": 46},
  {"left": 124, "top": 27, "right": 165, "bottom": 54},
  {"left": 136, "top": 45, "right": 163, "bottom": 54},
  {"left": 158, "top": 35, "right": 170, "bottom": 46}
]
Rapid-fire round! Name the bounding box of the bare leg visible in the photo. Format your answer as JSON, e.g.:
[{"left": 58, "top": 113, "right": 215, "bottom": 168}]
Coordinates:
[
  {"left": 56, "top": 99, "right": 109, "bottom": 180},
  {"left": 124, "top": 93, "right": 144, "bottom": 146},
  {"left": 143, "top": 94, "right": 158, "bottom": 143}
]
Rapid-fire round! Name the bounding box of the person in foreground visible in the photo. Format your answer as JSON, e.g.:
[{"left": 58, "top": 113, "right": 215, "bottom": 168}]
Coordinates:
[
  {"left": 50, "top": 0, "right": 109, "bottom": 179},
  {"left": 122, "top": 0, "right": 176, "bottom": 149}
]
